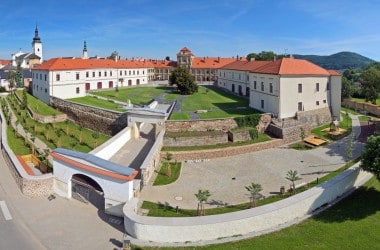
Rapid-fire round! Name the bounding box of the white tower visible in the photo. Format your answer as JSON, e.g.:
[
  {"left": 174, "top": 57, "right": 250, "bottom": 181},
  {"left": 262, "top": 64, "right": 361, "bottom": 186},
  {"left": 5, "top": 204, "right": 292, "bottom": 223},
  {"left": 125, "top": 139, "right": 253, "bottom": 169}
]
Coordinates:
[
  {"left": 82, "top": 40, "right": 88, "bottom": 59},
  {"left": 32, "top": 25, "right": 43, "bottom": 62}
]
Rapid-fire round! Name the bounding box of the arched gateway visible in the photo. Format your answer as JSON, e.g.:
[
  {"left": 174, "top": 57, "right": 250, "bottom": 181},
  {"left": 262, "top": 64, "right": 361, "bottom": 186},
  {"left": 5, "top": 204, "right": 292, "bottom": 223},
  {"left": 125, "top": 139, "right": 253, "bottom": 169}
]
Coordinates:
[{"left": 51, "top": 148, "right": 138, "bottom": 216}]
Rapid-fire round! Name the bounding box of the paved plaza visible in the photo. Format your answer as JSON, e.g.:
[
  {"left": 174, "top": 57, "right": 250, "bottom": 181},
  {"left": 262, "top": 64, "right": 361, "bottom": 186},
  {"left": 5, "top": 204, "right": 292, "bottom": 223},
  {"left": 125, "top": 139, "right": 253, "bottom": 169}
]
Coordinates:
[{"left": 140, "top": 115, "right": 365, "bottom": 209}]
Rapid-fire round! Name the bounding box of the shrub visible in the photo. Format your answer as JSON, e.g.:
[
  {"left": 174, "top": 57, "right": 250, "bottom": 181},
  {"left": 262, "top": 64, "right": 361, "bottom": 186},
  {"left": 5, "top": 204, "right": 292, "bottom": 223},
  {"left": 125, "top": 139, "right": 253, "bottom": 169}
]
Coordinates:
[
  {"left": 249, "top": 128, "right": 259, "bottom": 139},
  {"left": 234, "top": 114, "right": 261, "bottom": 128}
]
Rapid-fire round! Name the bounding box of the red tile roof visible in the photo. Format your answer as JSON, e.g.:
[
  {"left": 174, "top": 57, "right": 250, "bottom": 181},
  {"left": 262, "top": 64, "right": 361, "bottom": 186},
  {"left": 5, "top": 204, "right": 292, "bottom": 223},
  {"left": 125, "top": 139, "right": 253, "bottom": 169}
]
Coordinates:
[
  {"left": 192, "top": 57, "right": 240, "bottom": 69},
  {"left": 327, "top": 69, "right": 341, "bottom": 76},
  {"left": 150, "top": 60, "right": 177, "bottom": 68},
  {"left": 177, "top": 47, "right": 194, "bottom": 56},
  {"left": 33, "top": 58, "right": 155, "bottom": 71},
  {"left": 0, "top": 60, "right": 11, "bottom": 65},
  {"left": 223, "top": 58, "right": 337, "bottom": 76}
]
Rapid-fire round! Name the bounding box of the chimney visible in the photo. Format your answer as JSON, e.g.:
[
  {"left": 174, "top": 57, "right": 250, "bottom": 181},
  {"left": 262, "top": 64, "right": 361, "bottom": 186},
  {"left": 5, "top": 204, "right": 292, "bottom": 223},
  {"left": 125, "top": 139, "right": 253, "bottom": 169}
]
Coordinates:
[
  {"left": 273, "top": 55, "right": 277, "bottom": 61},
  {"left": 218, "top": 56, "right": 220, "bottom": 62}
]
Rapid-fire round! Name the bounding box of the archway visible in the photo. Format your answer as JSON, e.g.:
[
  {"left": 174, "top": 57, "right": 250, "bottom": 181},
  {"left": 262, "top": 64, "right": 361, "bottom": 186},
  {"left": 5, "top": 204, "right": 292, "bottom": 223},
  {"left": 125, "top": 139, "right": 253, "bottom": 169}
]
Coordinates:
[{"left": 71, "top": 174, "right": 104, "bottom": 209}]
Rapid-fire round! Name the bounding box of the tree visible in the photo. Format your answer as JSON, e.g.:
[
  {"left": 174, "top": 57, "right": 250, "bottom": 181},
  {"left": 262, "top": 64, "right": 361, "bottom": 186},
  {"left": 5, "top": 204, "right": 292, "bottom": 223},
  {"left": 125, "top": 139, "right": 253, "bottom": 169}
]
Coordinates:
[
  {"left": 15, "top": 63, "right": 23, "bottom": 88},
  {"left": 169, "top": 67, "right": 198, "bottom": 95},
  {"left": 345, "top": 132, "right": 355, "bottom": 162},
  {"left": 245, "top": 182, "right": 263, "bottom": 208},
  {"left": 341, "top": 77, "right": 354, "bottom": 99},
  {"left": 7, "top": 70, "right": 16, "bottom": 92},
  {"left": 22, "top": 88, "right": 28, "bottom": 109},
  {"left": 163, "top": 152, "right": 173, "bottom": 177},
  {"left": 360, "top": 135, "right": 380, "bottom": 180},
  {"left": 92, "top": 132, "right": 100, "bottom": 148},
  {"left": 285, "top": 170, "right": 302, "bottom": 195},
  {"left": 246, "top": 51, "right": 284, "bottom": 61},
  {"left": 78, "top": 125, "right": 84, "bottom": 144},
  {"left": 108, "top": 51, "right": 119, "bottom": 60},
  {"left": 195, "top": 189, "right": 211, "bottom": 216},
  {"left": 361, "top": 67, "right": 380, "bottom": 104}
]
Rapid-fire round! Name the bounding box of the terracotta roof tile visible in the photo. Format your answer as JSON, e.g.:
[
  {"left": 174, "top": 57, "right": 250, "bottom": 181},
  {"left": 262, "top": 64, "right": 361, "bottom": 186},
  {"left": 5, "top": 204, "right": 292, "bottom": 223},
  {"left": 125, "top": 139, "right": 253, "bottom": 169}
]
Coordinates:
[
  {"left": 221, "top": 60, "right": 271, "bottom": 71},
  {"left": 192, "top": 57, "right": 240, "bottom": 69},
  {"left": 33, "top": 58, "right": 155, "bottom": 71},
  {"left": 0, "top": 60, "right": 11, "bottom": 65}
]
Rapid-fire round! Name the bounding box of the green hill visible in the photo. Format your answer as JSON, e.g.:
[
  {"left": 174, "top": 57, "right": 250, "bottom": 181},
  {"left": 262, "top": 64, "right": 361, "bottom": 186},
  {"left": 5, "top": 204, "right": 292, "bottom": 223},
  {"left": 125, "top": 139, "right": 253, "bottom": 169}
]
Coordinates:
[{"left": 293, "top": 52, "right": 375, "bottom": 70}]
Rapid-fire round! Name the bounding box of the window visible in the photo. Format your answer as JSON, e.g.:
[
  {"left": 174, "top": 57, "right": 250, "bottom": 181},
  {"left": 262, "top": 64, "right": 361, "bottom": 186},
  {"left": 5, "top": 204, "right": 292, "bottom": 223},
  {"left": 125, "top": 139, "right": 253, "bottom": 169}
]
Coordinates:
[
  {"left": 129, "top": 70, "right": 131, "bottom": 75},
  {"left": 298, "top": 102, "right": 303, "bottom": 111},
  {"left": 76, "top": 73, "right": 80, "bottom": 80},
  {"left": 143, "top": 70, "right": 144, "bottom": 75},
  {"left": 45, "top": 88, "right": 47, "bottom": 93},
  {"left": 137, "top": 70, "right": 139, "bottom": 75},
  {"left": 76, "top": 87, "right": 80, "bottom": 94},
  {"left": 133, "top": 70, "right": 135, "bottom": 75},
  {"left": 119, "top": 71, "right": 122, "bottom": 76},
  {"left": 261, "top": 100, "right": 264, "bottom": 109},
  {"left": 92, "top": 72, "right": 95, "bottom": 77},
  {"left": 269, "top": 83, "right": 273, "bottom": 93},
  {"left": 254, "top": 81, "right": 257, "bottom": 89},
  {"left": 104, "top": 71, "right": 107, "bottom": 77},
  {"left": 99, "top": 71, "right": 101, "bottom": 77},
  {"left": 261, "top": 82, "right": 264, "bottom": 91},
  {"left": 316, "top": 101, "right": 320, "bottom": 106},
  {"left": 323, "top": 99, "right": 327, "bottom": 104},
  {"left": 56, "top": 74, "right": 60, "bottom": 81},
  {"left": 86, "top": 72, "right": 89, "bottom": 78},
  {"left": 97, "top": 82, "right": 102, "bottom": 89},
  {"left": 298, "top": 83, "right": 302, "bottom": 93},
  {"left": 316, "top": 82, "right": 319, "bottom": 92},
  {"left": 40, "top": 74, "right": 42, "bottom": 80},
  {"left": 44, "top": 74, "right": 47, "bottom": 81},
  {"left": 327, "top": 82, "right": 330, "bottom": 90},
  {"left": 110, "top": 71, "right": 112, "bottom": 76}
]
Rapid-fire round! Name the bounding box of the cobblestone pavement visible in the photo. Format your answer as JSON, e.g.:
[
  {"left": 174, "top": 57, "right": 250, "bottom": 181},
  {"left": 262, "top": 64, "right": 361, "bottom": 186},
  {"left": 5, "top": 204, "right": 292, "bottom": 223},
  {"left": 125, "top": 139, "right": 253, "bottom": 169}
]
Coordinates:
[{"left": 140, "top": 115, "right": 365, "bottom": 209}]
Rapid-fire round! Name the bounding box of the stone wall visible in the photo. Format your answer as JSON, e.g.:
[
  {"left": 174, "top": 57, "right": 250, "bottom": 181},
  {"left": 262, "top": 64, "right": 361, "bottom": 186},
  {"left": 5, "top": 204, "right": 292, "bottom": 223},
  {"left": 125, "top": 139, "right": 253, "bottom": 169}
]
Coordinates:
[
  {"left": 51, "top": 97, "right": 128, "bottom": 135},
  {"left": 124, "top": 164, "right": 372, "bottom": 244},
  {"left": 267, "top": 123, "right": 312, "bottom": 143},
  {"left": 165, "top": 118, "right": 238, "bottom": 132},
  {"left": 342, "top": 99, "right": 380, "bottom": 117},
  {"left": 296, "top": 107, "right": 332, "bottom": 126},
  {"left": 228, "top": 130, "right": 251, "bottom": 142},
  {"left": 163, "top": 132, "right": 228, "bottom": 147},
  {"left": 27, "top": 107, "right": 67, "bottom": 123},
  {"left": 161, "top": 139, "right": 284, "bottom": 161}
]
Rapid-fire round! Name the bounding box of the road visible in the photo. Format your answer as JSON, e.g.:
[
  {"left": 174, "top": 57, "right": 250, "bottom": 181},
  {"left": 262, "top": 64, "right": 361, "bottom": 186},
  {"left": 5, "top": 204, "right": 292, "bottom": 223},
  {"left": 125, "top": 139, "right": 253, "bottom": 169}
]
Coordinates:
[{"left": 0, "top": 157, "right": 46, "bottom": 249}]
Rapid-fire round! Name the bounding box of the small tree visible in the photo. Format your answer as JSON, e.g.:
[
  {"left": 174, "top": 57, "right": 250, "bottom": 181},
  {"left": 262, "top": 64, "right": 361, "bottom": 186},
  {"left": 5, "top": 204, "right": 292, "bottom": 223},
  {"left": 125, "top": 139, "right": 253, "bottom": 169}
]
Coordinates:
[
  {"left": 245, "top": 182, "right": 263, "bottom": 208},
  {"left": 164, "top": 152, "right": 173, "bottom": 177},
  {"left": 345, "top": 132, "right": 355, "bottom": 162},
  {"left": 78, "top": 125, "right": 84, "bottom": 144},
  {"left": 65, "top": 119, "right": 70, "bottom": 135},
  {"left": 195, "top": 189, "right": 211, "bottom": 216},
  {"left": 169, "top": 67, "right": 198, "bottom": 95},
  {"left": 56, "top": 130, "right": 63, "bottom": 147},
  {"left": 92, "top": 132, "right": 100, "bottom": 148},
  {"left": 361, "top": 135, "right": 380, "bottom": 180},
  {"left": 286, "top": 170, "right": 302, "bottom": 195},
  {"left": 14, "top": 120, "right": 20, "bottom": 137}
]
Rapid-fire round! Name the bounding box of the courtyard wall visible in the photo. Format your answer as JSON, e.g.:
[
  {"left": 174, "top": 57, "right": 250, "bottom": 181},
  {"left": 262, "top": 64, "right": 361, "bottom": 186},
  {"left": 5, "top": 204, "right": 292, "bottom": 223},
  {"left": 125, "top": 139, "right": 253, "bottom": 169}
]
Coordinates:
[
  {"left": 123, "top": 163, "right": 372, "bottom": 243},
  {"left": 342, "top": 99, "right": 380, "bottom": 117}
]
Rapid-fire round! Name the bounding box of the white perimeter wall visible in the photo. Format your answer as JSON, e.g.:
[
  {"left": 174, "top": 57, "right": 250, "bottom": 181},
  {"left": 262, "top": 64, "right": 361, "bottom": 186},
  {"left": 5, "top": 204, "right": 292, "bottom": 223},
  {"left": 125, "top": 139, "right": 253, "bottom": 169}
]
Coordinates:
[
  {"left": 123, "top": 163, "right": 372, "bottom": 243},
  {"left": 90, "top": 126, "right": 132, "bottom": 160}
]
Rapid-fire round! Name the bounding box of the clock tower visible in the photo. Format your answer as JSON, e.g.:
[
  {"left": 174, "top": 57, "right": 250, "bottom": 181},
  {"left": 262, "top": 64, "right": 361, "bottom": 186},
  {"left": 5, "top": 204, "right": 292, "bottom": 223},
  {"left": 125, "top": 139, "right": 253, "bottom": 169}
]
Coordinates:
[{"left": 32, "top": 25, "right": 43, "bottom": 62}]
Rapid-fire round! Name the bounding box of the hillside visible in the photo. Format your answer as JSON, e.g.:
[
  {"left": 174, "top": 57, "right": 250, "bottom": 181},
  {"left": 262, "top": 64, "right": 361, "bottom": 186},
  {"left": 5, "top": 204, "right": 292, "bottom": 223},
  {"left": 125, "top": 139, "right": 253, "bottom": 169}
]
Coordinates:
[{"left": 293, "top": 52, "right": 375, "bottom": 70}]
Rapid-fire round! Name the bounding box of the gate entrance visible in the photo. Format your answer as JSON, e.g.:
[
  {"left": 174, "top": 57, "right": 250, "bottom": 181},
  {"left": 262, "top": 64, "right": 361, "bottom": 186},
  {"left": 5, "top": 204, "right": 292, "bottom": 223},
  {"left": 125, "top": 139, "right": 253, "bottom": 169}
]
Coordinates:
[{"left": 71, "top": 174, "right": 104, "bottom": 209}]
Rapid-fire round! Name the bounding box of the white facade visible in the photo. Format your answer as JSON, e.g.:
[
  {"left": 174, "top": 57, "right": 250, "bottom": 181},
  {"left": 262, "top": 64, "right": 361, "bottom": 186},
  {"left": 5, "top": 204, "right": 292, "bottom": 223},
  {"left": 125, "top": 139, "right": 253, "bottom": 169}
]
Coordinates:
[
  {"left": 32, "top": 61, "right": 150, "bottom": 104},
  {"left": 218, "top": 58, "right": 342, "bottom": 120}
]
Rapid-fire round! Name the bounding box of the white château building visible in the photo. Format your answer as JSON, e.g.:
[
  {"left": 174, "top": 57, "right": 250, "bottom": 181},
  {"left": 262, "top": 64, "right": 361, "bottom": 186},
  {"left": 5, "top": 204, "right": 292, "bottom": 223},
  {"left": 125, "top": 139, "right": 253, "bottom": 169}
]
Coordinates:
[{"left": 218, "top": 57, "right": 341, "bottom": 120}]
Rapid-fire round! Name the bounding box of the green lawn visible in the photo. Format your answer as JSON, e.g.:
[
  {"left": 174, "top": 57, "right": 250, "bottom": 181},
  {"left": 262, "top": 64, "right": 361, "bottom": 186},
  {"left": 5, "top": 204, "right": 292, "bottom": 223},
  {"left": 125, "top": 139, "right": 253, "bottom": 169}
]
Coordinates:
[
  {"left": 311, "top": 113, "right": 352, "bottom": 141},
  {"left": 15, "top": 90, "right": 62, "bottom": 116},
  {"left": 91, "top": 86, "right": 173, "bottom": 105},
  {"left": 169, "top": 112, "right": 191, "bottom": 120},
  {"left": 134, "top": 177, "right": 380, "bottom": 249},
  {"left": 153, "top": 162, "right": 181, "bottom": 186},
  {"left": 6, "top": 126, "right": 31, "bottom": 155},
  {"left": 341, "top": 107, "right": 361, "bottom": 115},
  {"left": 350, "top": 97, "right": 380, "bottom": 106},
  {"left": 5, "top": 95, "right": 110, "bottom": 153},
  {"left": 69, "top": 96, "right": 125, "bottom": 112}
]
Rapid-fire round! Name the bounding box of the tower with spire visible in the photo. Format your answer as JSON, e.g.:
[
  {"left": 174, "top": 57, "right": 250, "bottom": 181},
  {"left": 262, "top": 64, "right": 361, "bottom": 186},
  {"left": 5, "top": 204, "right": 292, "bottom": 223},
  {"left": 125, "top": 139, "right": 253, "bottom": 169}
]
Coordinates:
[
  {"left": 82, "top": 40, "right": 88, "bottom": 59},
  {"left": 32, "top": 25, "right": 43, "bottom": 63}
]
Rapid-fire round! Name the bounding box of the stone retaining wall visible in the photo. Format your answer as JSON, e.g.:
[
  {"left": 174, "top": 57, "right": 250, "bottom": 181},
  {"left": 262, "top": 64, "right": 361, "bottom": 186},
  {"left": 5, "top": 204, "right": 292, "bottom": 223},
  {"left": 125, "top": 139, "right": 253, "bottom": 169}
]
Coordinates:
[
  {"left": 163, "top": 133, "right": 228, "bottom": 147},
  {"left": 27, "top": 107, "right": 67, "bottom": 123},
  {"left": 228, "top": 130, "right": 251, "bottom": 142},
  {"left": 0, "top": 108, "right": 53, "bottom": 197},
  {"left": 124, "top": 164, "right": 372, "bottom": 244},
  {"left": 51, "top": 97, "right": 128, "bottom": 135},
  {"left": 165, "top": 118, "right": 238, "bottom": 132},
  {"left": 161, "top": 139, "right": 284, "bottom": 161},
  {"left": 342, "top": 99, "right": 380, "bottom": 117},
  {"left": 267, "top": 123, "right": 312, "bottom": 143}
]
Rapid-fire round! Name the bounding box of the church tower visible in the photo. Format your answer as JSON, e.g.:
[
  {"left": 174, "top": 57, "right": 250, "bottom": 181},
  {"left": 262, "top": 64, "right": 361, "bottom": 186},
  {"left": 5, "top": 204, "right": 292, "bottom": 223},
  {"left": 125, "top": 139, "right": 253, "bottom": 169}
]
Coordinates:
[
  {"left": 32, "top": 25, "right": 43, "bottom": 62},
  {"left": 82, "top": 40, "right": 88, "bottom": 59}
]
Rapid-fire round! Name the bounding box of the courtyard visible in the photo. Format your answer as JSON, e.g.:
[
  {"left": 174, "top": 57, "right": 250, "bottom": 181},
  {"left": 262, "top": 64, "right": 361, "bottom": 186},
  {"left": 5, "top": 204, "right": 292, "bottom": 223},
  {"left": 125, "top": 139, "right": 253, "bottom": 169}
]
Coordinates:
[{"left": 140, "top": 118, "right": 365, "bottom": 210}]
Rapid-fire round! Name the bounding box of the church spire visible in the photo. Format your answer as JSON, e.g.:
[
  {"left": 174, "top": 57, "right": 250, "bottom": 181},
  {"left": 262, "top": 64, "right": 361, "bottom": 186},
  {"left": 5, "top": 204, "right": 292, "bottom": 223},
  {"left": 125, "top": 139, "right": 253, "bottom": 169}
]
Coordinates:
[
  {"left": 33, "top": 24, "right": 41, "bottom": 43},
  {"left": 82, "top": 40, "right": 89, "bottom": 59}
]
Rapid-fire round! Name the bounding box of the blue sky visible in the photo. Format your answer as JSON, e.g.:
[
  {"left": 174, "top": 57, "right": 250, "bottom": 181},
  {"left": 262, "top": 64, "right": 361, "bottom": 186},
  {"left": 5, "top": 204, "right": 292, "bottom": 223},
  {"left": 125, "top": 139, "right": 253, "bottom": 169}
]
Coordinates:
[{"left": 1, "top": 0, "right": 379, "bottom": 61}]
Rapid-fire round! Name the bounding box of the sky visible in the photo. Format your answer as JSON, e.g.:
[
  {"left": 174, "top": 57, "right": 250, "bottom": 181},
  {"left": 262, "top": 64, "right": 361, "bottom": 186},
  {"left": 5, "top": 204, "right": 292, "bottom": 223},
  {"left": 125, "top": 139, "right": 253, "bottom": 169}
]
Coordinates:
[{"left": 0, "top": 0, "right": 379, "bottom": 61}]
